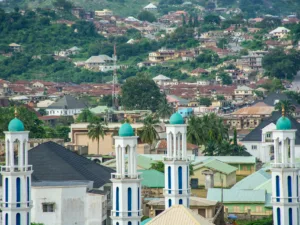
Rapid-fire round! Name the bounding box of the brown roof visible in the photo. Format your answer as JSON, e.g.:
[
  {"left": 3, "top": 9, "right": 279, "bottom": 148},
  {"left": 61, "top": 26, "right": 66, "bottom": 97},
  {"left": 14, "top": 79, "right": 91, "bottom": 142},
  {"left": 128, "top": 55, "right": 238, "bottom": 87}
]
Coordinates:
[
  {"left": 156, "top": 140, "right": 198, "bottom": 150},
  {"left": 231, "top": 105, "right": 274, "bottom": 115}
]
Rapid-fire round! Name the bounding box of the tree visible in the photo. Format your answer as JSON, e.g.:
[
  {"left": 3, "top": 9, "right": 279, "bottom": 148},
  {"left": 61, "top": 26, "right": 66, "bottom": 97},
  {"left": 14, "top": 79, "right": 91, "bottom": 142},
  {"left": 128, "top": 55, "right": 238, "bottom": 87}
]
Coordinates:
[
  {"left": 76, "top": 109, "right": 96, "bottom": 123},
  {"left": 121, "top": 76, "right": 162, "bottom": 112},
  {"left": 219, "top": 72, "right": 232, "bottom": 85},
  {"left": 137, "top": 11, "right": 157, "bottom": 23},
  {"left": 53, "top": 0, "right": 73, "bottom": 11},
  {"left": 157, "top": 96, "right": 173, "bottom": 121},
  {"left": 204, "top": 15, "right": 221, "bottom": 25},
  {"left": 150, "top": 161, "right": 164, "bottom": 173},
  {"left": 199, "top": 97, "right": 212, "bottom": 107},
  {"left": 38, "top": 108, "right": 47, "bottom": 116},
  {"left": 88, "top": 118, "right": 107, "bottom": 155},
  {"left": 139, "top": 115, "right": 159, "bottom": 148},
  {"left": 275, "top": 100, "right": 296, "bottom": 116}
]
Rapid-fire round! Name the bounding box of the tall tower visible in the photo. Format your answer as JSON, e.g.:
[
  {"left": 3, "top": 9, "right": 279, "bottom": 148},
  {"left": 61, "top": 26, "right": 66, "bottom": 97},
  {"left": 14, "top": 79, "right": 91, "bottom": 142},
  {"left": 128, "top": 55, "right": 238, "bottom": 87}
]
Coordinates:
[
  {"left": 111, "top": 123, "right": 142, "bottom": 225},
  {"left": 271, "top": 110, "right": 300, "bottom": 225},
  {"left": 164, "top": 112, "right": 190, "bottom": 209},
  {"left": 1, "top": 110, "right": 33, "bottom": 225}
]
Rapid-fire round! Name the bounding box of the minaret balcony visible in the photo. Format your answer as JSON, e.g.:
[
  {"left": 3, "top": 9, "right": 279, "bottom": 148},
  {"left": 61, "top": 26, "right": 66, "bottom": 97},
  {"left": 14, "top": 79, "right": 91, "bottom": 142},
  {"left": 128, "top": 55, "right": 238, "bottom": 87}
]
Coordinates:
[
  {"left": 163, "top": 156, "right": 191, "bottom": 162},
  {"left": 0, "top": 201, "right": 33, "bottom": 209},
  {"left": 111, "top": 172, "right": 142, "bottom": 180},
  {"left": 271, "top": 196, "right": 300, "bottom": 204},
  {"left": 163, "top": 188, "right": 191, "bottom": 196},
  {"left": 111, "top": 210, "right": 143, "bottom": 218},
  {"left": 0, "top": 165, "right": 33, "bottom": 173},
  {"left": 271, "top": 163, "right": 300, "bottom": 168}
]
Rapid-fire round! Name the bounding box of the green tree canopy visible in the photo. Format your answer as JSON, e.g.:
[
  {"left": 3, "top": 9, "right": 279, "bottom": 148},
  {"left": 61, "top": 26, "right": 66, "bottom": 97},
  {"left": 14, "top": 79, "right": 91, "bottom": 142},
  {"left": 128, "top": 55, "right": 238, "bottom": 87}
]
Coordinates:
[
  {"left": 137, "top": 11, "right": 157, "bottom": 23},
  {"left": 199, "top": 97, "right": 212, "bottom": 107}
]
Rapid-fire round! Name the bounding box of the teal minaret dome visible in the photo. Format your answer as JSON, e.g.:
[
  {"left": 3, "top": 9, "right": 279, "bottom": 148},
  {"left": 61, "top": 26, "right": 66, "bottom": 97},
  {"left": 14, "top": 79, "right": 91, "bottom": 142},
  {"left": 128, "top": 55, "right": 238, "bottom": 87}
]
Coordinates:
[
  {"left": 119, "top": 122, "right": 134, "bottom": 137},
  {"left": 170, "top": 112, "right": 184, "bottom": 125},
  {"left": 8, "top": 108, "right": 24, "bottom": 132},
  {"left": 276, "top": 106, "right": 292, "bottom": 130}
]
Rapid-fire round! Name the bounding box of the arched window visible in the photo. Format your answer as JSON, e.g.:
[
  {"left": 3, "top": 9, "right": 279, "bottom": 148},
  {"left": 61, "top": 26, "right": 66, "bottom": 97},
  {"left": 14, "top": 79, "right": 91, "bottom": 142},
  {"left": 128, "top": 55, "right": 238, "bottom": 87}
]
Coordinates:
[
  {"left": 16, "top": 213, "right": 21, "bottom": 225},
  {"left": 128, "top": 188, "right": 132, "bottom": 217},
  {"left": 289, "top": 208, "right": 293, "bottom": 225},
  {"left": 116, "top": 187, "right": 119, "bottom": 216},
  {"left": 277, "top": 208, "right": 281, "bottom": 225},
  {"left": 5, "top": 178, "right": 8, "bottom": 207},
  {"left": 128, "top": 222, "right": 132, "bottom": 225},
  {"left": 138, "top": 187, "right": 140, "bottom": 216},
  {"left": 297, "top": 176, "right": 299, "bottom": 197},
  {"left": 178, "top": 166, "right": 182, "bottom": 194},
  {"left": 16, "top": 177, "right": 21, "bottom": 208},
  {"left": 27, "top": 177, "right": 30, "bottom": 207},
  {"left": 179, "top": 199, "right": 183, "bottom": 205},
  {"left": 187, "top": 166, "right": 189, "bottom": 189},
  {"left": 168, "top": 199, "right": 172, "bottom": 208},
  {"left": 168, "top": 166, "right": 171, "bottom": 194},
  {"left": 27, "top": 212, "right": 30, "bottom": 225},
  {"left": 288, "top": 176, "right": 292, "bottom": 203},
  {"left": 5, "top": 214, "right": 8, "bottom": 225},
  {"left": 116, "top": 223, "right": 119, "bottom": 225},
  {"left": 276, "top": 176, "right": 280, "bottom": 202}
]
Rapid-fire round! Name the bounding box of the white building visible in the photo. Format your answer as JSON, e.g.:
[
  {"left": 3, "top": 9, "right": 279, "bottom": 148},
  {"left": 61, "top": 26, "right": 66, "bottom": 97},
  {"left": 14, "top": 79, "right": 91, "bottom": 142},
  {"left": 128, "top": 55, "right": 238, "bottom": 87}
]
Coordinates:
[
  {"left": 111, "top": 123, "right": 142, "bottom": 225},
  {"left": 143, "top": 3, "right": 157, "bottom": 11},
  {"left": 152, "top": 74, "right": 171, "bottom": 85},
  {"left": 46, "top": 95, "right": 87, "bottom": 116},
  {"left": 164, "top": 113, "right": 191, "bottom": 209},
  {"left": 271, "top": 112, "right": 300, "bottom": 225},
  {"left": 269, "top": 27, "right": 290, "bottom": 39},
  {"left": 241, "top": 112, "right": 300, "bottom": 163}
]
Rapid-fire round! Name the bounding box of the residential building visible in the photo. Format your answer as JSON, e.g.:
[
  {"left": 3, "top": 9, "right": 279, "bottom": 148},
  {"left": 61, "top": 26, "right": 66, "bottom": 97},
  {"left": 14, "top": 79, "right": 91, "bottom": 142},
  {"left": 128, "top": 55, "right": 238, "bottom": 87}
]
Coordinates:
[
  {"left": 54, "top": 46, "right": 81, "bottom": 57},
  {"left": 153, "top": 75, "right": 171, "bottom": 85},
  {"left": 238, "top": 51, "right": 268, "bottom": 71},
  {"left": 85, "top": 55, "right": 114, "bottom": 70},
  {"left": 190, "top": 68, "right": 209, "bottom": 77},
  {"left": 46, "top": 95, "right": 86, "bottom": 116},
  {"left": 269, "top": 27, "right": 290, "bottom": 39},
  {"left": 148, "top": 48, "right": 177, "bottom": 62},
  {"left": 143, "top": 3, "right": 157, "bottom": 11},
  {"left": 9, "top": 43, "right": 21, "bottom": 52},
  {"left": 140, "top": 170, "right": 164, "bottom": 198},
  {"left": 155, "top": 139, "right": 198, "bottom": 156},
  {"left": 234, "top": 85, "right": 253, "bottom": 100},
  {"left": 95, "top": 9, "right": 113, "bottom": 17}
]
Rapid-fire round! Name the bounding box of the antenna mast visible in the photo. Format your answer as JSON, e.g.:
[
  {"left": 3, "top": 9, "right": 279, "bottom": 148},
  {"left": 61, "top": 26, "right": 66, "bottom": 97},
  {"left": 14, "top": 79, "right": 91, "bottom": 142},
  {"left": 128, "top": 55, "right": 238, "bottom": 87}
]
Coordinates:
[{"left": 112, "top": 44, "right": 118, "bottom": 110}]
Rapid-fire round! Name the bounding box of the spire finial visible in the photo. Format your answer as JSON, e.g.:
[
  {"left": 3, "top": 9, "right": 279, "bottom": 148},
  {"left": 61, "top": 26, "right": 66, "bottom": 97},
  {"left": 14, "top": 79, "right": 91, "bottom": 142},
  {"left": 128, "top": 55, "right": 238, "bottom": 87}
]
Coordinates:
[
  {"left": 14, "top": 107, "right": 18, "bottom": 118},
  {"left": 282, "top": 104, "right": 285, "bottom": 117}
]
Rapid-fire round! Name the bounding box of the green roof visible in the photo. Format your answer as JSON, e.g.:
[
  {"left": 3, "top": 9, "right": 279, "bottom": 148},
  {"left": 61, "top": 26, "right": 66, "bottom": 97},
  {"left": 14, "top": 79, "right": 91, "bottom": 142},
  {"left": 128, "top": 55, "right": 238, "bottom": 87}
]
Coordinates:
[
  {"left": 90, "top": 106, "right": 110, "bottom": 114},
  {"left": 207, "top": 188, "right": 266, "bottom": 203},
  {"left": 138, "top": 170, "right": 164, "bottom": 188},
  {"left": 8, "top": 118, "right": 25, "bottom": 132},
  {"left": 254, "top": 179, "right": 272, "bottom": 194},
  {"left": 231, "top": 169, "right": 271, "bottom": 190},
  {"left": 141, "top": 218, "right": 152, "bottom": 225},
  {"left": 193, "top": 159, "right": 237, "bottom": 175},
  {"left": 193, "top": 156, "right": 256, "bottom": 164},
  {"left": 170, "top": 112, "right": 184, "bottom": 125},
  {"left": 119, "top": 123, "right": 134, "bottom": 137},
  {"left": 137, "top": 155, "right": 153, "bottom": 169},
  {"left": 276, "top": 116, "right": 292, "bottom": 130}
]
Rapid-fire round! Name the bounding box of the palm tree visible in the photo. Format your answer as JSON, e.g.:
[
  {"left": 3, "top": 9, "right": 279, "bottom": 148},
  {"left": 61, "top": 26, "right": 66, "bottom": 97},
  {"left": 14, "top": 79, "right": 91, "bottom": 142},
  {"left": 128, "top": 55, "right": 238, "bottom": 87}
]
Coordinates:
[
  {"left": 88, "top": 118, "right": 107, "bottom": 155},
  {"left": 275, "top": 100, "right": 296, "bottom": 116},
  {"left": 187, "top": 116, "right": 203, "bottom": 145},
  {"left": 157, "top": 96, "right": 173, "bottom": 122},
  {"left": 140, "top": 114, "right": 159, "bottom": 149},
  {"left": 76, "top": 108, "right": 96, "bottom": 123}
]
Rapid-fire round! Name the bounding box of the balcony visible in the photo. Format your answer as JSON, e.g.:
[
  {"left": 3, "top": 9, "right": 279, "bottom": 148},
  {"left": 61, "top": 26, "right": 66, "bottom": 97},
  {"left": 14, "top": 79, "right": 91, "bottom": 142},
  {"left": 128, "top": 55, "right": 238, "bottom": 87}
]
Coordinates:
[
  {"left": 163, "top": 156, "right": 191, "bottom": 162},
  {"left": 111, "top": 173, "right": 142, "bottom": 180},
  {"left": 271, "top": 196, "right": 300, "bottom": 204},
  {"left": 0, "top": 201, "right": 33, "bottom": 209},
  {"left": 163, "top": 188, "right": 191, "bottom": 195},
  {"left": 111, "top": 210, "right": 143, "bottom": 218},
  {"left": 271, "top": 163, "right": 300, "bottom": 168},
  {"left": 0, "top": 165, "right": 32, "bottom": 173}
]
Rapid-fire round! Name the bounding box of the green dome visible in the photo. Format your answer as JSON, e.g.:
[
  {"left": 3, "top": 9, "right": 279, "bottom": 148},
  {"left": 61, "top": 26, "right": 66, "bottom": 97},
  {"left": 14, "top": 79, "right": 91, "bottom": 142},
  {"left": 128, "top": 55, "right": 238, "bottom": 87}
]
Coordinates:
[
  {"left": 119, "top": 123, "right": 134, "bottom": 137},
  {"left": 276, "top": 116, "right": 292, "bottom": 130},
  {"left": 8, "top": 118, "right": 25, "bottom": 132},
  {"left": 170, "top": 112, "right": 184, "bottom": 125}
]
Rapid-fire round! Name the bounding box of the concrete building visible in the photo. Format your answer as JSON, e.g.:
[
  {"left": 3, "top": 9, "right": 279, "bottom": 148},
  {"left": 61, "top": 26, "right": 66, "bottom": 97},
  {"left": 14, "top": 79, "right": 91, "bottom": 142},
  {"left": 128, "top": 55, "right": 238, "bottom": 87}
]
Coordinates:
[
  {"left": 95, "top": 9, "right": 113, "bottom": 17},
  {"left": 46, "top": 95, "right": 86, "bottom": 116},
  {"left": 143, "top": 3, "right": 157, "bottom": 11},
  {"left": 269, "top": 27, "right": 290, "bottom": 39},
  {"left": 111, "top": 123, "right": 142, "bottom": 225},
  {"left": 85, "top": 55, "right": 114, "bottom": 70},
  {"left": 271, "top": 111, "right": 300, "bottom": 225},
  {"left": 164, "top": 113, "right": 191, "bottom": 209},
  {"left": 152, "top": 75, "right": 171, "bottom": 85}
]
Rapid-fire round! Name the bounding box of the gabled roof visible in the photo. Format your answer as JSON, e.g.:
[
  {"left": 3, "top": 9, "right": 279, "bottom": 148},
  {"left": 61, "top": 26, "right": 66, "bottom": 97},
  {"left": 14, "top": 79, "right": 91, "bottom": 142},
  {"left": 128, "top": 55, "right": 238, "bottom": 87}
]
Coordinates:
[
  {"left": 139, "top": 170, "right": 164, "bottom": 188},
  {"left": 254, "top": 179, "right": 272, "bottom": 193},
  {"left": 269, "top": 27, "right": 290, "bottom": 34},
  {"left": 231, "top": 169, "right": 271, "bottom": 190},
  {"left": 207, "top": 188, "right": 266, "bottom": 203},
  {"left": 242, "top": 111, "right": 300, "bottom": 144},
  {"left": 146, "top": 205, "right": 214, "bottom": 225},
  {"left": 144, "top": 3, "right": 157, "bottom": 9},
  {"left": 156, "top": 140, "right": 198, "bottom": 151},
  {"left": 261, "top": 92, "right": 299, "bottom": 107},
  {"left": 193, "top": 158, "right": 237, "bottom": 175},
  {"left": 26, "top": 142, "right": 114, "bottom": 188},
  {"left": 153, "top": 74, "right": 171, "bottom": 81},
  {"left": 235, "top": 85, "right": 253, "bottom": 91},
  {"left": 47, "top": 95, "right": 86, "bottom": 109},
  {"left": 85, "top": 55, "right": 113, "bottom": 63}
]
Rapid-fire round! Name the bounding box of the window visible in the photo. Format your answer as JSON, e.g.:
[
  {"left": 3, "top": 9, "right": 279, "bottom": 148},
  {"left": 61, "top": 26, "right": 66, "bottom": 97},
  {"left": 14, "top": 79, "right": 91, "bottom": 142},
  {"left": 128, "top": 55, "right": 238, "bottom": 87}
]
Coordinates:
[
  {"left": 256, "top": 206, "right": 263, "bottom": 213},
  {"left": 244, "top": 206, "right": 250, "bottom": 212},
  {"left": 251, "top": 145, "right": 257, "bottom": 150},
  {"left": 233, "top": 206, "right": 240, "bottom": 212},
  {"left": 42, "top": 203, "right": 55, "bottom": 212},
  {"left": 266, "top": 133, "right": 271, "bottom": 138}
]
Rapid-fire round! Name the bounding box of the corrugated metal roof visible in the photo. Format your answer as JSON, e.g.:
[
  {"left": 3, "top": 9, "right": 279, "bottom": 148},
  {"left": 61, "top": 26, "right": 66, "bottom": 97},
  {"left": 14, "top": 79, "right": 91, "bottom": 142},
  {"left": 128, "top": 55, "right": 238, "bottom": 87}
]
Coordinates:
[
  {"left": 147, "top": 197, "right": 217, "bottom": 207},
  {"left": 193, "top": 159, "right": 237, "bottom": 175},
  {"left": 193, "top": 156, "right": 256, "bottom": 164},
  {"left": 231, "top": 169, "right": 271, "bottom": 190},
  {"left": 254, "top": 179, "right": 272, "bottom": 194},
  {"left": 207, "top": 188, "right": 266, "bottom": 203},
  {"left": 147, "top": 205, "right": 214, "bottom": 225},
  {"left": 139, "top": 170, "right": 164, "bottom": 188}
]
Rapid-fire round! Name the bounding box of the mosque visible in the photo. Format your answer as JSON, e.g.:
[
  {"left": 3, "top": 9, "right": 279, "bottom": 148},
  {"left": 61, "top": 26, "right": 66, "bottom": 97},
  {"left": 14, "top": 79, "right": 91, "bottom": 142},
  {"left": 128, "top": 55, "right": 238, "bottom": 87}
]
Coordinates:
[{"left": 1, "top": 109, "right": 299, "bottom": 225}]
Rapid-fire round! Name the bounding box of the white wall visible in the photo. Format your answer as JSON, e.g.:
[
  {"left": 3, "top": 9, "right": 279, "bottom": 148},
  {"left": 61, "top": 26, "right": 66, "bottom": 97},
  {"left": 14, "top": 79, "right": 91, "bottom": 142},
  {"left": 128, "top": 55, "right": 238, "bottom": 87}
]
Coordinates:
[{"left": 46, "top": 108, "right": 83, "bottom": 116}]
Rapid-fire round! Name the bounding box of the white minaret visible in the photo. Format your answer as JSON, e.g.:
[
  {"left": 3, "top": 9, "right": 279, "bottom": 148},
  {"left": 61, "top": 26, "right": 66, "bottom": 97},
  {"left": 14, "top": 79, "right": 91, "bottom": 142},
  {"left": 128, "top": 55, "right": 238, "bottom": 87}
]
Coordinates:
[
  {"left": 164, "top": 112, "right": 190, "bottom": 209},
  {"left": 111, "top": 123, "right": 142, "bottom": 225},
  {"left": 272, "top": 110, "right": 300, "bottom": 225},
  {"left": 1, "top": 110, "right": 33, "bottom": 225}
]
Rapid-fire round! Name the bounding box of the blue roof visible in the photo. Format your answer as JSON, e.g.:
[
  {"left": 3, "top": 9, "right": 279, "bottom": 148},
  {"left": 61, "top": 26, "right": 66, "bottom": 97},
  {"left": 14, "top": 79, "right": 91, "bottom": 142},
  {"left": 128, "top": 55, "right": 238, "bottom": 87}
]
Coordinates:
[
  {"left": 141, "top": 218, "right": 152, "bottom": 225},
  {"left": 119, "top": 123, "right": 134, "bottom": 137},
  {"left": 231, "top": 169, "right": 271, "bottom": 190},
  {"left": 169, "top": 112, "right": 184, "bottom": 125},
  {"left": 276, "top": 116, "right": 292, "bottom": 130},
  {"left": 8, "top": 118, "right": 25, "bottom": 132}
]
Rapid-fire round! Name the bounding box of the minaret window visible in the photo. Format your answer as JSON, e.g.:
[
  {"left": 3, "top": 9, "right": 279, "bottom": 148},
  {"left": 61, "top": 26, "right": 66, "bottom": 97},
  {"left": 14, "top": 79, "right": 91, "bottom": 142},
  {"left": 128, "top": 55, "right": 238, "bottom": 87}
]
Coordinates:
[
  {"left": 16, "top": 213, "right": 21, "bottom": 225},
  {"left": 27, "top": 177, "right": 30, "bottom": 207},
  {"left": 178, "top": 166, "right": 182, "bottom": 194},
  {"left": 288, "top": 176, "right": 292, "bottom": 203},
  {"left": 5, "top": 213, "right": 8, "bottom": 225},
  {"left": 168, "top": 166, "right": 171, "bottom": 194},
  {"left": 16, "top": 177, "right": 21, "bottom": 208},
  {"left": 297, "top": 176, "right": 299, "bottom": 196},
  {"left": 179, "top": 199, "right": 183, "bottom": 205},
  {"left": 116, "top": 187, "right": 119, "bottom": 216},
  {"left": 5, "top": 178, "right": 8, "bottom": 207},
  {"left": 276, "top": 176, "right": 280, "bottom": 202},
  {"left": 27, "top": 212, "right": 29, "bottom": 225},
  {"left": 128, "top": 222, "right": 132, "bottom": 225},
  {"left": 138, "top": 187, "right": 140, "bottom": 216},
  {"left": 128, "top": 188, "right": 132, "bottom": 217},
  {"left": 289, "top": 208, "right": 293, "bottom": 225},
  {"left": 277, "top": 208, "right": 281, "bottom": 225},
  {"left": 168, "top": 199, "right": 172, "bottom": 207}
]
